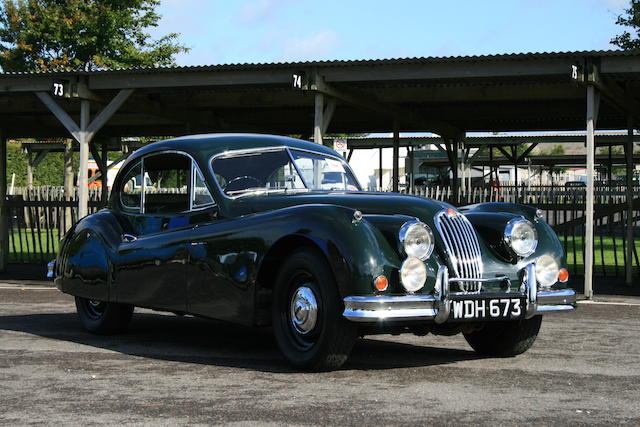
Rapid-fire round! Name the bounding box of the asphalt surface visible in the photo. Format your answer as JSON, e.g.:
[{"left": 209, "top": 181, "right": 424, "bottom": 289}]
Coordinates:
[{"left": 0, "top": 285, "right": 639, "bottom": 426}]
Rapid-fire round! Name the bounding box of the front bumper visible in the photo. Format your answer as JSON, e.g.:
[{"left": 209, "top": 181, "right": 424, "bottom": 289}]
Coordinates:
[{"left": 343, "top": 263, "right": 576, "bottom": 322}]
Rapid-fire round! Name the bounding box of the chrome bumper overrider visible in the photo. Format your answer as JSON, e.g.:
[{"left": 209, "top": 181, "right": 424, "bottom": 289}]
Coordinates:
[{"left": 342, "top": 263, "right": 576, "bottom": 322}]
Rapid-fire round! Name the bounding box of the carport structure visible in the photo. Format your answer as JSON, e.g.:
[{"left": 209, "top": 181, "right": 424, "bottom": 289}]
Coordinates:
[{"left": 1, "top": 50, "right": 640, "bottom": 297}]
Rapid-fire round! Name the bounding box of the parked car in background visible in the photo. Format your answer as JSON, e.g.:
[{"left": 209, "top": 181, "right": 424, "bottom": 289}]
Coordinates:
[{"left": 51, "top": 134, "right": 576, "bottom": 370}]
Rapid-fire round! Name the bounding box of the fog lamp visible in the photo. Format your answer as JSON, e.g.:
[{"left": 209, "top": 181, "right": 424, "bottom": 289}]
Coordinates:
[
  {"left": 400, "top": 257, "right": 427, "bottom": 292},
  {"left": 536, "top": 255, "right": 560, "bottom": 288}
]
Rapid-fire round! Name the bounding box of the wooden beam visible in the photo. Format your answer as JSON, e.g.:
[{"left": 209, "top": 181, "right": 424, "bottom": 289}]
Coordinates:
[
  {"left": 313, "top": 76, "right": 463, "bottom": 139},
  {"left": 29, "top": 149, "right": 50, "bottom": 169},
  {"left": 393, "top": 121, "right": 399, "bottom": 192},
  {"left": 35, "top": 92, "right": 81, "bottom": 141},
  {"left": 0, "top": 130, "right": 7, "bottom": 271},
  {"left": 496, "top": 146, "right": 515, "bottom": 162},
  {"left": 87, "top": 152, "right": 130, "bottom": 184},
  {"left": 78, "top": 100, "right": 90, "bottom": 219},
  {"left": 584, "top": 85, "right": 599, "bottom": 299},
  {"left": 322, "top": 98, "right": 336, "bottom": 134},
  {"left": 314, "top": 92, "right": 323, "bottom": 145},
  {"left": 86, "top": 89, "right": 133, "bottom": 136},
  {"left": 626, "top": 116, "right": 634, "bottom": 286},
  {"left": 516, "top": 142, "right": 539, "bottom": 163}
]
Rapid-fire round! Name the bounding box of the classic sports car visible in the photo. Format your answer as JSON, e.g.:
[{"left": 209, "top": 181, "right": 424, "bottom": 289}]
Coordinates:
[{"left": 51, "top": 134, "right": 576, "bottom": 370}]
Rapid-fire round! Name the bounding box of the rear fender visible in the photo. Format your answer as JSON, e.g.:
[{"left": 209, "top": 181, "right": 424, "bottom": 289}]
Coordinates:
[{"left": 57, "top": 211, "right": 124, "bottom": 301}]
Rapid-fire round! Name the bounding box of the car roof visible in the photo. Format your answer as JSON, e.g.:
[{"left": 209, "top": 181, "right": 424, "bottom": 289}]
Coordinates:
[{"left": 129, "top": 133, "right": 339, "bottom": 161}]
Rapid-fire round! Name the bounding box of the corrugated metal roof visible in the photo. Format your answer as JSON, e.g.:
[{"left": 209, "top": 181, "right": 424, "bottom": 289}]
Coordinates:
[{"left": 1, "top": 49, "right": 638, "bottom": 76}]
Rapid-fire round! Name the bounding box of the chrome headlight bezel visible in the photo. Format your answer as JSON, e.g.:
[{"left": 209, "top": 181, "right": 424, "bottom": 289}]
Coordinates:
[
  {"left": 399, "top": 220, "right": 435, "bottom": 261},
  {"left": 503, "top": 217, "right": 538, "bottom": 258}
]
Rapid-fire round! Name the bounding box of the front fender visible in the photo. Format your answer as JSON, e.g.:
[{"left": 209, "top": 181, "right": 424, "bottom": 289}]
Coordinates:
[{"left": 461, "top": 202, "right": 567, "bottom": 285}]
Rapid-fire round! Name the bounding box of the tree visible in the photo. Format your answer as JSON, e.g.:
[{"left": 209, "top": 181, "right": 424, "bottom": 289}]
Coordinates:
[
  {"left": 0, "top": 0, "right": 188, "bottom": 72},
  {"left": 611, "top": 0, "right": 640, "bottom": 50}
]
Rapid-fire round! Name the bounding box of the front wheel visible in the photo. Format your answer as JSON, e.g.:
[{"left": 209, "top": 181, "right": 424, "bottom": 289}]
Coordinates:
[
  {"left": 75, "top": 296, "right": 134, "bottom": 335},
  {"left": 463, "top": 315, "right": 542, "bottom": 356},
  {"left": 272, "top": 248, "right": 357, "bottom": 371}
]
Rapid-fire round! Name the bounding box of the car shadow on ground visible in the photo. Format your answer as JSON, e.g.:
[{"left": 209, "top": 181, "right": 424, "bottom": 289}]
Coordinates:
[{"left": 0, "top": 310, "right": 483, "bottom": 373}]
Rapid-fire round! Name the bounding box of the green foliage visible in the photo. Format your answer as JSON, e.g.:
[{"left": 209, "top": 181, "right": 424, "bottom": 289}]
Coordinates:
[
  {"left": 6, "top": 141, "right": 80, "bottom": 186},
  {"left": 0, "top": 0, "right": 189, "bottom": 72},
  {"left": 538, "top": 144, "right": 565, "bottom": 155},
  {"left": 611, "top": 0, "right": 640, "bottom": 50}
]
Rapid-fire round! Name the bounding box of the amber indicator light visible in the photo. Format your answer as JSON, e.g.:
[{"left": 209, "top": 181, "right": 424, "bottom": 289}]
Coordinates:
[
  {"left": 446, "top": 208, "right": 457, "bottom": 216},
  {"left": 374, "top": 275, "right": 388, "bottom": 291},
  {"left": 558, "top": 268, "right": 569, "bottom": 282}
]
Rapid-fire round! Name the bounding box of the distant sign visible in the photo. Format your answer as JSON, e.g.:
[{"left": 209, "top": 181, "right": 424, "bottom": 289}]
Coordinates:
[{"left": 334, "top": 138, "right": 347, "bottom": 151}]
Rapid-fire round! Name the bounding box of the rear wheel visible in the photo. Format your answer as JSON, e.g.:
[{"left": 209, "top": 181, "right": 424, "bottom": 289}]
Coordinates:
[
  {"left": 463, "top": 315, "right": 542, "bottom": 356},
  {"left": 272, "top": 248, "right": 357, "bottom": 371},
  {"left": 75, "top": 296, "right": 134, "bottom": 334}
]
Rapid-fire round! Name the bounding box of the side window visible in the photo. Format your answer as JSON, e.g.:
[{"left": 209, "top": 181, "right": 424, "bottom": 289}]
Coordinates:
[
  {"left": 120, "top": 161, "right": 142, "bottom": 211},
  {"left": 192, "top": 165, "right": 215, "bottom": 208},
  {"left": 143, "top": 153, "right": 190, "bottom": 214}
]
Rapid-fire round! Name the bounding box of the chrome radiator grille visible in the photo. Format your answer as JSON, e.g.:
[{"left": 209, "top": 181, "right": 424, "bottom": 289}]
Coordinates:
[{"left": 434, "top": 210, "right": 483, "bottom": 293}]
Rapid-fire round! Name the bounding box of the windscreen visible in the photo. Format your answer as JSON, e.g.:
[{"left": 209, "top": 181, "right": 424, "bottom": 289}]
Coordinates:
[
  {"left": 289, "top": 150, "right": 361, "bottom": 191},
  {"left": 211, "top": 149, "right": 306, "bottom": 196}
]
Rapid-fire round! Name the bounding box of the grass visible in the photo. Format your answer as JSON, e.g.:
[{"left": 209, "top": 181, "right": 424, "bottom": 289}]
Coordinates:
[
  {"left": 561, "top": 234, "right": 640, "bottom": 276},
  {"left": 8, "top": 229, "right": 61, "bottom": 263}
]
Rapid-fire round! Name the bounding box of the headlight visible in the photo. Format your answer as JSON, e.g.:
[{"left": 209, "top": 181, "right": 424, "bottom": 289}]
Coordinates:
[
  {"left": 399, "top": 221, "right": 434, "bottom": 261},
  {"left": 400, "top": 257, "right": 427, "bottom": 292},
  {"left": 504, "top": 218, "right": 538, "bottom": 257},
  {"left": 536, "top": 255, "right": 559, "bottom": 287}
]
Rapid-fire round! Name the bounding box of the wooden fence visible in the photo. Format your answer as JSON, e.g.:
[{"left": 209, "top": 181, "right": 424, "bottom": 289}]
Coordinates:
[
  {"left": 6, "top": 184, "right": 639, "bottom": 278},
  {"left": 6, "top": 186, "right": 105, "bottom": 263}
]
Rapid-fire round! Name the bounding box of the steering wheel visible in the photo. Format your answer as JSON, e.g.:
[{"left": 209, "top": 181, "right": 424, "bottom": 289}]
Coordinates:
[{"left": 224, "top": 175, "right": 261, "bottom": 192}]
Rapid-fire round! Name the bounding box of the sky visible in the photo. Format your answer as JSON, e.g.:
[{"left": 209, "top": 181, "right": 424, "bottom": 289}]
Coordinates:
[
  {"left": 152, "top": 0, "right": 631, "bottom": 66},
  {"left": 150, "top": 0, "right": 633, "bottom": 186}
]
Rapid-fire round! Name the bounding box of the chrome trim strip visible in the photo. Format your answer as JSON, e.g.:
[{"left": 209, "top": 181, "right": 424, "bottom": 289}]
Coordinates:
[
  {"left": 434, "top": 265, "right": 449, "bottom": 324},
  {"left": 449, "top": 276, "right": 509, "bottom": 283},
  {"left": 535, "top": 305, "right": 575, "bottom": 313},
  {"left": 434, "top": 210, "right": 483, "bottom": 293},
  {"left": 525, "top": 262, "right": 537, "bottom": 319},
  {"left": 537, "top": 289, "right": 577, "bottom": 306},
  {"left": 342, "top": 264, "right": 576, "bottom": 323}
]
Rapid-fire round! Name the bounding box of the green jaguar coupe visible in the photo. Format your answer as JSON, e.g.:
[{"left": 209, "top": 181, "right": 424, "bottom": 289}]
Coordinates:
[{"left": 51, "top": 134, "right": 576, "bottom": 370}]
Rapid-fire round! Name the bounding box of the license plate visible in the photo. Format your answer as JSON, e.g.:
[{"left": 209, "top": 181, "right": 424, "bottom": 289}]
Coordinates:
[{"left": 449, "top": 297, "right": 525, "bottom": 321}]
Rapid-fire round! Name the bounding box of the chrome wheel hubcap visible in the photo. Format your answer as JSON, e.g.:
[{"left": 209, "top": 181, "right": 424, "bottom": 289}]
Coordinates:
[{"left": 290, "top": 286, "right": 318, "bottom": 335}]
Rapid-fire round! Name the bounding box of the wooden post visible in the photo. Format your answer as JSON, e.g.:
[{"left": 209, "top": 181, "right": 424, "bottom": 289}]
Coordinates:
[
  {"left": 452, "top": 140, "right": 459, "bottom": 201},
  {"left": 584, "top": 85, "right": 598, "bottom": 299},
  {"left": 78, "top": 100, "right": 90, "bottom": 219},
  {"left": 101, "top": 140, "right": 109, "bottom": 205},
  {"left": 513, "top": 147, "right": 519, "bottom": 202},
  {"left": 63, "top": 139, "right": 74, "bottom": 231},
  {"left": 0, "top": 130, "right": 7, "bottom": 272},
  {"left": 392, "top": 121, "right": 399, "bottom": 192},
  {"left": 26, "top": 151, "right": 34, "bottom": 190},
  {"left": 314, "top": 93, "right": 324, "bottom": 145},
  {"left": 626, "top": 116, "right": 634, "bottom": 285},
  {"left": 379, "top": 148, "right": 383, "bottom": 191}
]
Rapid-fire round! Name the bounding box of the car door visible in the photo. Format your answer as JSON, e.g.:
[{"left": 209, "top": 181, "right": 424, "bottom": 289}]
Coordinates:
[{"left": 114, "top": 152, "right": 193, "bottom": 312}]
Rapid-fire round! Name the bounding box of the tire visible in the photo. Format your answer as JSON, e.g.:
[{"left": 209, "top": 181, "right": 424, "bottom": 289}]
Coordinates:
[
  {"left": 75, "top": 296, "right": 134, "bottom": 335},
  {"left": 272, "top": 247, "right": 357, "bottom": 371},
  {"left": 463, "top": 315, "right": 542, "bottom": 357}
]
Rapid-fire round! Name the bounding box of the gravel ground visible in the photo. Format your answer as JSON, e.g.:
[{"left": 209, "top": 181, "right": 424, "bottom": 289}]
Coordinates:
[{"left": 0, "top": 285, "right": 639, "bottom": 426}]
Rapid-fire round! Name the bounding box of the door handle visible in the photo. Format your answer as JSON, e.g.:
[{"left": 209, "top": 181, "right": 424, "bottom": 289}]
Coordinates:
[{"left": 122, "top": 233, "right": 138, "bottom": 243}]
